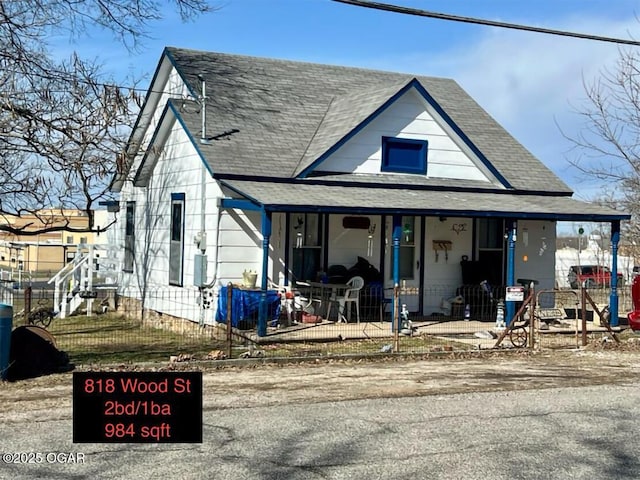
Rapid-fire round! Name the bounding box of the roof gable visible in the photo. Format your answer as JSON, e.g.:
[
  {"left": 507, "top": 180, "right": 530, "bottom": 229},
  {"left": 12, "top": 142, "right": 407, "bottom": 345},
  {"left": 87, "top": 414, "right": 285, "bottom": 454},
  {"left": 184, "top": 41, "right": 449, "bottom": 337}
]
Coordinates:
[
  {"left": 294, "top": 78, "right": 413, "bottom": 177},
  {"left": 130, "top": 47, "right": 573, "bottom": 195},
  {"left": 299, "top": 79, "right": 508, "bottom": 187}
]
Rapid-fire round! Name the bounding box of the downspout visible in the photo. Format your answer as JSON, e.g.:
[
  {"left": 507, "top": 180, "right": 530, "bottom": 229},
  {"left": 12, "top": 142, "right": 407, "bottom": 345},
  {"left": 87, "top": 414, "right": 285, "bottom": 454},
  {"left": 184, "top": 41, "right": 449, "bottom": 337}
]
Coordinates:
[
  {"left": 257, "top": 210, "right": 272, "bottom": 337},
  {"left": 610, "top": 220, "right": 620, "bottom": 327},
  {"left": 392, "top": 215, "right": 402, "bottom": 333},
  {"left": 506, "top": 220, "right": 516, "bottom": 324}
]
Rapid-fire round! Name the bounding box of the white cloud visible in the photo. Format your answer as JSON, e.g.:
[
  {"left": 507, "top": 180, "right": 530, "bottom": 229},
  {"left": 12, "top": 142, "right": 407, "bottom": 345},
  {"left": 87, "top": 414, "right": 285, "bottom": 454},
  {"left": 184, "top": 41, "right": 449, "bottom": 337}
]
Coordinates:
[{"left": 381, "top": 16, "right": 640, "bottom": 191}]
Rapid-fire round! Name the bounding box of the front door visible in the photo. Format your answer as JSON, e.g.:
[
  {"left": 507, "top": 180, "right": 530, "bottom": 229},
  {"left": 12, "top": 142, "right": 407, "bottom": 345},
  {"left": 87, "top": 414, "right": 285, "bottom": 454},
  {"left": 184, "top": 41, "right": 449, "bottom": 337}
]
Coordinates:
[
  {"left": 385, "top": 215, "right": 422, "bottom": 313},
  {"left": 476, "top": 218, "right": 506, "bottom": 286}
]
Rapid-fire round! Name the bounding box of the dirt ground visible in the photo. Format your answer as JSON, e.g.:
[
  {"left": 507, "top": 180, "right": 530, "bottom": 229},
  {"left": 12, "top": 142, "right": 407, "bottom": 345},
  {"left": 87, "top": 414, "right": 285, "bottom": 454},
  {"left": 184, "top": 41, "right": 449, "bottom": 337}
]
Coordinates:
[{"left": 3, "top": 337, "right": 640, "bottom": 420}]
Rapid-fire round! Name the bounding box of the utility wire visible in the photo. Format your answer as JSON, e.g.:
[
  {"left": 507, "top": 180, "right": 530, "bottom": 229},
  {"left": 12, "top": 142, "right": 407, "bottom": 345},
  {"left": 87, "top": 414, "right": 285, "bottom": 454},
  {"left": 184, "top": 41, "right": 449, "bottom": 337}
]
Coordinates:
[
  {"left": 6, "top": 0, "right": 639, "bottom": 97},
  {"left": 333, "top": 0, "right": 640, "bottom": 46}
]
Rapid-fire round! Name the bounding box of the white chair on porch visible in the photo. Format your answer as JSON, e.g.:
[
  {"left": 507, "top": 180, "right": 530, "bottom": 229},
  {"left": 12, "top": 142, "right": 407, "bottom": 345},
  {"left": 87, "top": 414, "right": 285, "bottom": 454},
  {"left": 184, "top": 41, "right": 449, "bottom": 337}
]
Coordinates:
[{"left": 332, "top": 276, "right": 364, "bottom": 323}]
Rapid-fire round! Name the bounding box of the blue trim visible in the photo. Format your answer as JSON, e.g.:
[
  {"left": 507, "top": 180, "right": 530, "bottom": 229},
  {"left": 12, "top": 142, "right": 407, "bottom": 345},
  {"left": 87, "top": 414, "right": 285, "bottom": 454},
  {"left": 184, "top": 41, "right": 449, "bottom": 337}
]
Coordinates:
[
  {"left": 297, "top": 78, "right": 512, "bottom": 188},
  {"left": 164, "top": 48, "right": 199, "bottom": 101},
  {"left": 381, "top": 137, "right": 428, "bottom": 175},
  {"left": 125, "top": 49, "right": 175, "bottom": 154},
  {"left": 218, "top": 180, "right": 264, "bottom": 208},
  {"left": 218, "top": 173, "right": 561, "bottom": 196},
  {"left": 506, "top": 221, "right": 516, "bottom": 324},
  {"left": 610, "top": 220, "right": 621, "bottom": 327},
  {"left": 134, "top": 100, "right": 216, "bottom": 186},
  {"left": 123, "top": 201, "right": 136, "bottom": 273},
  {"left": 218, "top": 178, "right": 629, "bottom": 222},
  {"left": 219, "top": 198, "right": 263, "bottom": 212},
  {"left": 169, "top": 192, "right": 186, "bottom": 287},
  {"left": 298, "top": 79, "right": 419, "bottom": 178},
  {"left": 392, "top": 215, "right": 402, "bottom": 333},
  {"left": 132, "top": 102, "right": 173, "bottom": 186},
  {"left": 411, "top": 81, "right": 512, "bottom": 188},
  {"left": 257, "top": 211, "right": 272, "bottom": 337},
  {"left": 168, "top": 101, "right": 215, "bottom": 178},
  {"left": 262, "top": 204, "right": 628, "bottom": 222}
]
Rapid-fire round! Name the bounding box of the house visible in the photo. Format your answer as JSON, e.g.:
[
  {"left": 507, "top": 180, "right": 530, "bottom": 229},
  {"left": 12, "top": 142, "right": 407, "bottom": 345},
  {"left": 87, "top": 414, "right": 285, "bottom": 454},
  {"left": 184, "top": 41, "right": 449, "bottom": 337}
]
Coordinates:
[{"left": 112, "top": 47, "right": 630, "bottom": 334}]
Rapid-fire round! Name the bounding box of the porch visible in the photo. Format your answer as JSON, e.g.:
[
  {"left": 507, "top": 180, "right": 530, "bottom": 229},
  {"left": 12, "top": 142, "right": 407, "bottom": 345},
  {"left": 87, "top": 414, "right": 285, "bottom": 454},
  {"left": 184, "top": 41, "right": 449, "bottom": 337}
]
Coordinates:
[{"left": 218, "top": 186, "right": 629, "bottom": 338}]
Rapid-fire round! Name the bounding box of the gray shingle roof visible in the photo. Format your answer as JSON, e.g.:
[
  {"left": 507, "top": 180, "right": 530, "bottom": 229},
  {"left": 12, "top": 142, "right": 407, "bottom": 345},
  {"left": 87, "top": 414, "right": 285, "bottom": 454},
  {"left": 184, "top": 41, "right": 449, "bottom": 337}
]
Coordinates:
[
  {"left": 220, "top": 179, "right": 626, "bottom": 221},
  {"left": 164, "top": 47, "right": 573, "bottom": 194}
]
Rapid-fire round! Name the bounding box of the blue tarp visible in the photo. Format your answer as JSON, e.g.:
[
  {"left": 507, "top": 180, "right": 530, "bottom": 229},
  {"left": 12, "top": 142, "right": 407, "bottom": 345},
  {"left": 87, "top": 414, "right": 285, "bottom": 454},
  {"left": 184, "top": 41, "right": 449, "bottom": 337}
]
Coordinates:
[{"left": 215, "top": 286, "right": 281, "bottom": 328}]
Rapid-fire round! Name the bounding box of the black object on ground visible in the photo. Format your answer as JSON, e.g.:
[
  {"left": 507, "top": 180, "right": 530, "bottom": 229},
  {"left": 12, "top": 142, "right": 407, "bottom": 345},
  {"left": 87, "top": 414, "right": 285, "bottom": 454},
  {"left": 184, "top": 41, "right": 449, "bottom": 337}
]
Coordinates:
[{"left": 5, "top": 326, "right": 74, "bottom": 382}]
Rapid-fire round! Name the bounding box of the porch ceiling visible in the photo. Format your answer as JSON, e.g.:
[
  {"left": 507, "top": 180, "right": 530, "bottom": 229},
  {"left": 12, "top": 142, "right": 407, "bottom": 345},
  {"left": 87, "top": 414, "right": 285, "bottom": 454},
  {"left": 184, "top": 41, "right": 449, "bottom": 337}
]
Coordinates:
[{"left": 220, "top": 179, "right": 630, "bottom": 222}]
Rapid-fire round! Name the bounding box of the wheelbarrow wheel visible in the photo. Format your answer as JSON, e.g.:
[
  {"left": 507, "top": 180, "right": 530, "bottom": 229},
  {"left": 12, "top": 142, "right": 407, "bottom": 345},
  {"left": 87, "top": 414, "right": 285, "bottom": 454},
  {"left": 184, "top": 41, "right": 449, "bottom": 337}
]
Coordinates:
[{"left": 509, "top": 326, "right": 528, "bottom": 348}]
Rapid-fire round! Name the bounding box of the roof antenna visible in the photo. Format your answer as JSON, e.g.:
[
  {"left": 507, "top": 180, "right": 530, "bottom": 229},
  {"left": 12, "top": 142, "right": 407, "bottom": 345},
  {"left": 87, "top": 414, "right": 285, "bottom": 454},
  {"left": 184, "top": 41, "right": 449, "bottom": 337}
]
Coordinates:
[{"left": 197, "top": 74, "right": 209, "bottom": 144}]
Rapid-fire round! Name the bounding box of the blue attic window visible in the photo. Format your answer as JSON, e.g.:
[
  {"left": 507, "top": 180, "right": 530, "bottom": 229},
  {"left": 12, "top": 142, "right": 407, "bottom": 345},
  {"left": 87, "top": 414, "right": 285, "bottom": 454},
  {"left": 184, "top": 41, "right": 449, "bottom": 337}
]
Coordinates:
[{"left": 381, "top": 137, "right": 428, "bottom": 175}]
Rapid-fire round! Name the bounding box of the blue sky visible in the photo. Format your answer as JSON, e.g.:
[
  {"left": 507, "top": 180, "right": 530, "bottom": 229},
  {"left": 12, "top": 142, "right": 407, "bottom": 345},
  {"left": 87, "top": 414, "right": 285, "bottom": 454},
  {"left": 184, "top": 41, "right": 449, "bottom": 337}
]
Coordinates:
[{"left": 59, "top": 0, "right": 640, "bottom": 232}]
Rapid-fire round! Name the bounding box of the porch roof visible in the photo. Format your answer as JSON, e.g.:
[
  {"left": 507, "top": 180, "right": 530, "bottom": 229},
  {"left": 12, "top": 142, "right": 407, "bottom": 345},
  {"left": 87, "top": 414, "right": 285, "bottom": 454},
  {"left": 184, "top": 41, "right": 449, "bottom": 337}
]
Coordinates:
[{"left": 220, "top": 179, "right": 630, "bottom": 222}]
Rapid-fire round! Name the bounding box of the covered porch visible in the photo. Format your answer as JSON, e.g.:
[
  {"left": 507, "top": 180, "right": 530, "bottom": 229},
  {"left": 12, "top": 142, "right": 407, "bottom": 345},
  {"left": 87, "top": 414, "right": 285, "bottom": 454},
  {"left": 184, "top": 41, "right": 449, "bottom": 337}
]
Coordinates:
[{"left": 218, "top": 179, "right": 630, "bottom": 337}]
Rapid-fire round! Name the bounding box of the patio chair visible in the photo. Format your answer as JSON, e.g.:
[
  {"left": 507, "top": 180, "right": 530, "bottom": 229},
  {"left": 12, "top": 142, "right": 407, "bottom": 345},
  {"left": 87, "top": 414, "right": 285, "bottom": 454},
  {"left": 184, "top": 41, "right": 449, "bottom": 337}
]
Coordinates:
[{"left": 332, "top": 276, "right": 364, "bottom": 323}]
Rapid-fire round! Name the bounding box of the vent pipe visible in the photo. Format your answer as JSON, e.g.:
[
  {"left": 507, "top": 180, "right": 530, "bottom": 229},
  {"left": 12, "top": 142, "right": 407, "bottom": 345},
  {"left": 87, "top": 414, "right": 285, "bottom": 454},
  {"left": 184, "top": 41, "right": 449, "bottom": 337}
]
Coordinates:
[{"left": 197, "top": 74, "right": 208, "bottom": 144}]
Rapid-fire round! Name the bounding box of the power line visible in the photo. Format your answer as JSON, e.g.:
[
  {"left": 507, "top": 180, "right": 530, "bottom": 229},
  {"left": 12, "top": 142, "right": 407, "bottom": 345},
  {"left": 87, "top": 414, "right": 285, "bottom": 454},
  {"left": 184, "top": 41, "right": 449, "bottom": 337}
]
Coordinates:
[{"left": 333, "top": 0, "right": 640, "bottom": 46}]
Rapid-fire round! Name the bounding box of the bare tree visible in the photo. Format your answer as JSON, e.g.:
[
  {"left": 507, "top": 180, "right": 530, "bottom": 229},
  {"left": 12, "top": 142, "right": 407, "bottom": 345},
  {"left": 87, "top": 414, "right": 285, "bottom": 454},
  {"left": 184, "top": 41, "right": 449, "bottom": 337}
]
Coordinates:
[
  {"left": 564, "top": 47, "right": 640, "bottom": 250},
  {"left": 0, "top": 0, "right": 211, "bottom": 235}
]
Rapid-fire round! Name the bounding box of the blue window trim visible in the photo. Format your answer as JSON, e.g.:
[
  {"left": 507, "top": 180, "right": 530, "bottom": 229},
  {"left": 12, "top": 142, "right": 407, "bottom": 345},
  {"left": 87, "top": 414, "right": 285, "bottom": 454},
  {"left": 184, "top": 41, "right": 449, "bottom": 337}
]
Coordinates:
[
  {"left": 381, "top": 137, "right": 428, "bottom": 175},
  {"left": 169, "top": 192, "right": 186, "bottom": 287},
  {"left": 123, "top": 201, "right": 136, "bottom": 273}
]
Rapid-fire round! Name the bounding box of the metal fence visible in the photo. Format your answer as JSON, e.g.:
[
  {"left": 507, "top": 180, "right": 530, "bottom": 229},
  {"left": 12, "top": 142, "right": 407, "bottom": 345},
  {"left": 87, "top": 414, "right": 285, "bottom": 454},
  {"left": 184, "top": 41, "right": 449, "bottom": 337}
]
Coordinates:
[{"left": 5, "top": 281, "right": 633, "bottom": 364}]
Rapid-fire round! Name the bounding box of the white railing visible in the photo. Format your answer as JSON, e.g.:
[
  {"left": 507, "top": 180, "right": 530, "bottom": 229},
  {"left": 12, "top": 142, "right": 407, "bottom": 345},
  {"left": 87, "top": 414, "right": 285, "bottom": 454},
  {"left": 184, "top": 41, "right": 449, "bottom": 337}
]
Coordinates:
[{"left": 47, "top": 244, "right": 110, "bottom": 319}]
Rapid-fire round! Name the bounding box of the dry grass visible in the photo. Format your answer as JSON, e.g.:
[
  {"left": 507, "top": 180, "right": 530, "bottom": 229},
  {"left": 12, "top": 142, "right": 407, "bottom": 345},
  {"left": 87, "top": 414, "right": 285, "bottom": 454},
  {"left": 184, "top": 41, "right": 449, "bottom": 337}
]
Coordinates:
[
  {"left": 46, "top": 313, "right": 229, "bottom": 364},
  {"left": 36, "top": 312, "right": 480, "bottom": 364}
]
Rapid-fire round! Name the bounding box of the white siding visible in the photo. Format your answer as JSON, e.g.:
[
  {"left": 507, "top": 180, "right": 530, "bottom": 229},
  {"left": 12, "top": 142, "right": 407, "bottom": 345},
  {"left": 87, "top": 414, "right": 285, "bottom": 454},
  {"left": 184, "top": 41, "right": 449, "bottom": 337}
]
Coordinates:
[
  {"left": 117, "top": 117, "right": 285, "bottom": 322},
  {"left": 422, "top": 217, "right": 474, "bottom": 313},
  {"left": 421, "top": 219, "right": 555, "bottom": 314},
  {"left": 117, "top": 121, "right": 221, "bottom": 323},
  {"left": 216, "top": 209, "right": 263, "bottom": 281},
  {"left": 317, "top": 88, "right": 496, "bottom": 183},
  {"left": 513, "top": 220, "right": 557, "bottom": 295},
  {"left": 126, "top": 67, "right": 193, "bottom": 194}
]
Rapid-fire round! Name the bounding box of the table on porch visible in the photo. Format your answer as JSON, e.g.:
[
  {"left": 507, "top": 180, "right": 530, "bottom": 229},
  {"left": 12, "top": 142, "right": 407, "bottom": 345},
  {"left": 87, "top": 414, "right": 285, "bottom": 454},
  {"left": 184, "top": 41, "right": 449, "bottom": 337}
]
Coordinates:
[{"left": 303, "top": 281, "right": 351, "bottom": 321}]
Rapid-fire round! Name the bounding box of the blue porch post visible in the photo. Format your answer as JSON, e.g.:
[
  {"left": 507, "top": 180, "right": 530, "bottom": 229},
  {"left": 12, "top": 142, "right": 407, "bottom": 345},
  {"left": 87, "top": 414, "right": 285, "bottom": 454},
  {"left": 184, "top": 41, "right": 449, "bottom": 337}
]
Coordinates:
[
  {"left": 392, "top": 215, "right": 402, "bottom": 332},
  {"left": 258, "top": 210, "right": 272, "bottom": 337},
  {"left": 610, "top": 220, "right": 620, "bottom": 327},
  {"left": 506, "top": 221, "right": 516, "bottom": 324}
]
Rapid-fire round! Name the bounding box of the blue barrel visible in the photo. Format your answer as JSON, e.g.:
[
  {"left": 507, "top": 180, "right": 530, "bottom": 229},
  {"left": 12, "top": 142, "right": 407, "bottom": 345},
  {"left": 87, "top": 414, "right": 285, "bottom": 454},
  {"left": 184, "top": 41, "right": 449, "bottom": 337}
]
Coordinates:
[{"left": 0, "top": 304, "right": 13, "bottom": 380}]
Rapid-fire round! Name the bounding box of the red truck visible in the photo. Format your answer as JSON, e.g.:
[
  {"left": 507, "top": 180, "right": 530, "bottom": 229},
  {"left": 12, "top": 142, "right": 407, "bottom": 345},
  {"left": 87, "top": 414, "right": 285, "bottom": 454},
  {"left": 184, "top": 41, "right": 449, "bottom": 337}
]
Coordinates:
[{"left": 567, "top": 265, "right": 624, "bottom": 289}]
